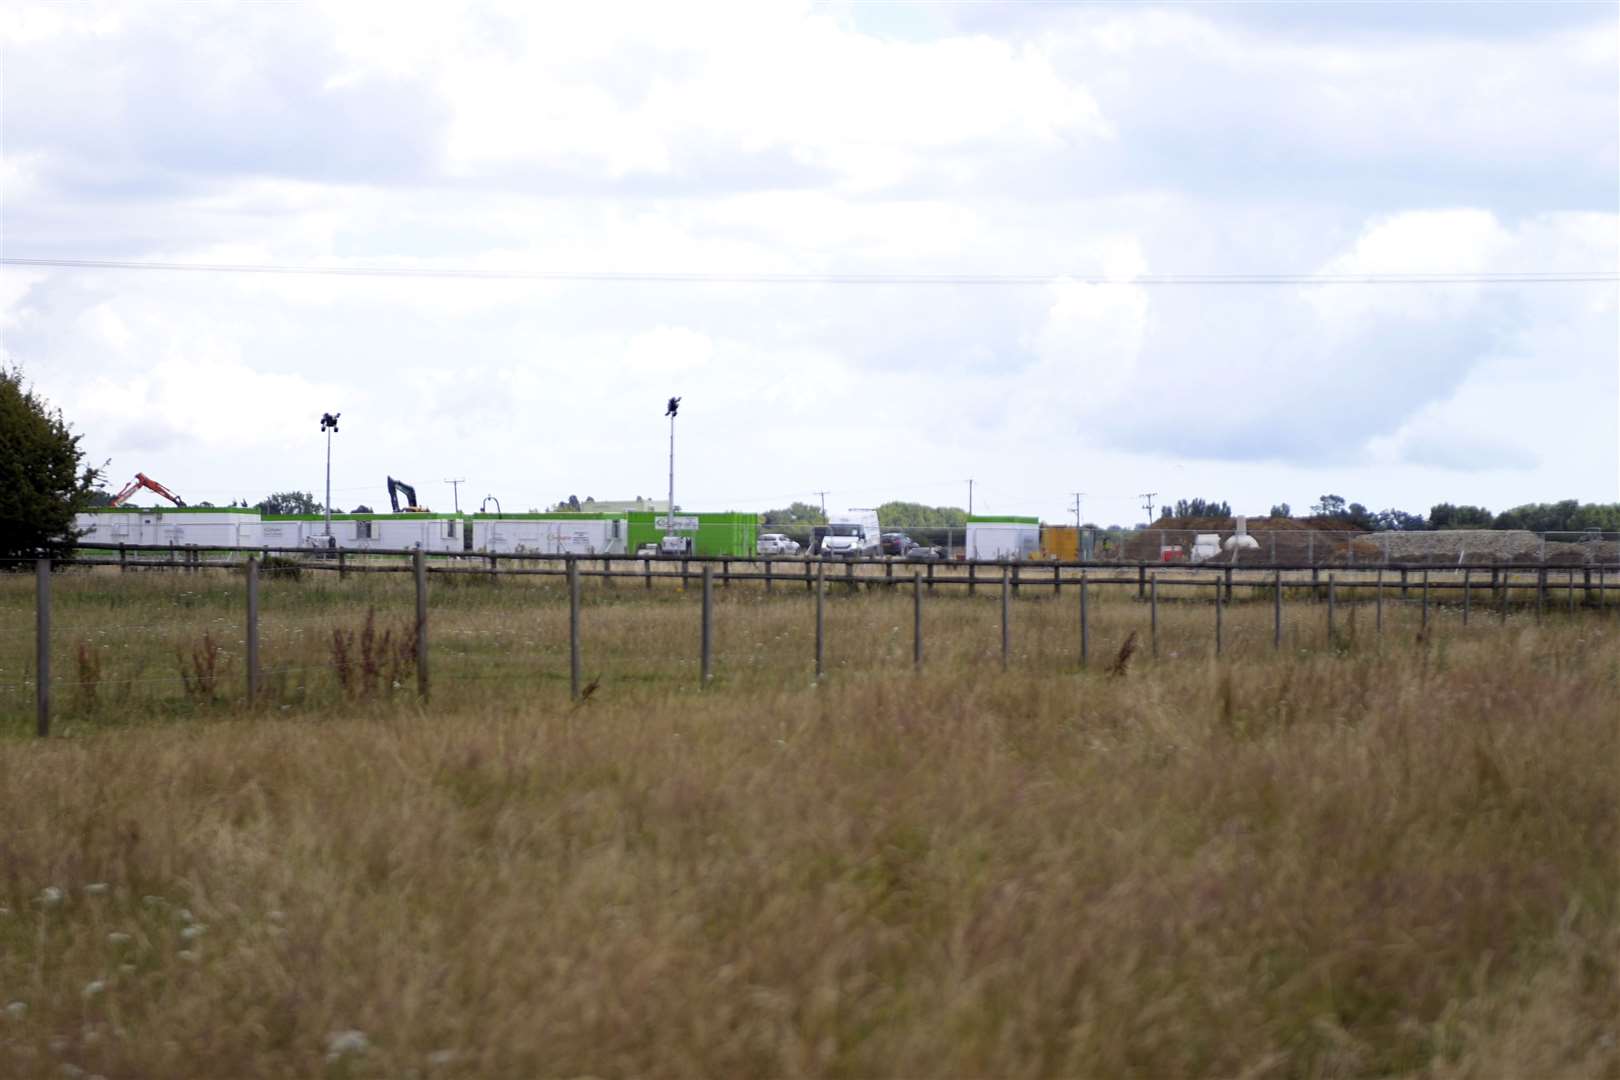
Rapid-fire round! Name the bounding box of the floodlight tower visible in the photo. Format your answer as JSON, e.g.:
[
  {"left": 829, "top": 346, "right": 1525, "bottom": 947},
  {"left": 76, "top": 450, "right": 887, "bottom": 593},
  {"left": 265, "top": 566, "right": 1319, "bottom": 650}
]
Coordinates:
[
  {"left": 320, "top": 412, "right": 341, "bottom": 539},
  {"left": 665, "top": 396, "right": 681, "bottom": 537}
]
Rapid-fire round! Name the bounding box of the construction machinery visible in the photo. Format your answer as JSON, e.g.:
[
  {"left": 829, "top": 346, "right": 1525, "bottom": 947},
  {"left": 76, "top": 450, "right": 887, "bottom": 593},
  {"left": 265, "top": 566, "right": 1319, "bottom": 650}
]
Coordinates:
[
  {"left": 387, "top": 476, "right": 430, "bottom": 513},
  {"left": 108, "top": 472, "right": 186, "bottom": 508}
]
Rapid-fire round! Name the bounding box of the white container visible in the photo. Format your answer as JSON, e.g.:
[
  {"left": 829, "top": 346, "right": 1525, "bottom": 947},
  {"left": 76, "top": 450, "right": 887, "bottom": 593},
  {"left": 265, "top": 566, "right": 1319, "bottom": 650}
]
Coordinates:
[
  {"left": 967, "top": 522, "right": 1040, "bottom": 561},
  {"left": 473, "top": 517, "right": 627, "bottom": 556}
]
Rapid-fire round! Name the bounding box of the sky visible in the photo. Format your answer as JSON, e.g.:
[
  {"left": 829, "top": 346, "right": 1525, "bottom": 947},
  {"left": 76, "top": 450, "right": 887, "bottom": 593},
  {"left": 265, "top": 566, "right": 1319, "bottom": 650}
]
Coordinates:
[{"left": 2, "top": 0, "right": 1616, "bottom": 527}]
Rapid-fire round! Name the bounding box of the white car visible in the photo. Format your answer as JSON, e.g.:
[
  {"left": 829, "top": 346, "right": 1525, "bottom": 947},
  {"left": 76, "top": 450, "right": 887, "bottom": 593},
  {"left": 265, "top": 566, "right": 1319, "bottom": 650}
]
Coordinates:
[{"left": 756, "top": 533, "right": 802, "bottom": 556}]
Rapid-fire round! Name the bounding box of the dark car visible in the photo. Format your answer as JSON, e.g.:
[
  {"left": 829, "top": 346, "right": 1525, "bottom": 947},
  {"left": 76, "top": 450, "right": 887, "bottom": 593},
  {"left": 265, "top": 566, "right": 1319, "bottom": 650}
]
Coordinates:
[
  {"left": 881, "top": 532, "right": 915, "bottom": 556},
  {"left": 904, "top": 545, "right": 944, "bottom": 561}
]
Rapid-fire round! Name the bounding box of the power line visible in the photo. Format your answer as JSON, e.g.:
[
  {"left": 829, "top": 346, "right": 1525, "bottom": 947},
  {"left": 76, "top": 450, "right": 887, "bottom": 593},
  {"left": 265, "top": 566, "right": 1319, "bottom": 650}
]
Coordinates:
[{"left": 3, "top": 256, "right": 1614, "bottom": 286}]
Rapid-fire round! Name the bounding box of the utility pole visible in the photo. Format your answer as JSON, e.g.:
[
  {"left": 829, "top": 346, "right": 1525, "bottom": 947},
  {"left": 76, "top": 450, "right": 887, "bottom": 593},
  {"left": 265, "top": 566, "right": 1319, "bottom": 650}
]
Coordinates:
[
  {"left": 1140, "top": 492, "right": 1156, "bottom": 525},
  {"left": 968, "top": 479, "right": 974, "bottom": 516},
  {"left": 444, "top": 478, "right": 465, "bottom": 514},
  {"left": 815, "top": 491, "right": 829, "bottom": 518},
  {"left": 320, "top": 412, "right": 340, "bottom": 539},
  {"left": 1071, "top": 492, "right": 1085, "bottom": 531}
]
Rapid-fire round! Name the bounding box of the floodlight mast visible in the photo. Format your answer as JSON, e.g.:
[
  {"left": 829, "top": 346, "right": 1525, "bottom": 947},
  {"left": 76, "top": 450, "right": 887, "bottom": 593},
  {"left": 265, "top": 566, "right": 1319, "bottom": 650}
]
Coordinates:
[
  {"left": 665, "top": 396, "right": 681, "bottom": 538},
  {"left": 320, "top": 412, "right": 340, "bottom": 540}
]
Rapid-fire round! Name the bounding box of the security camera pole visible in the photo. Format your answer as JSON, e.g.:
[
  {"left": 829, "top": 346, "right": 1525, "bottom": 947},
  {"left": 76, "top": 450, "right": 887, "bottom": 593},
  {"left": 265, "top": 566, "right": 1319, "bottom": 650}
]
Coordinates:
[
  {"left": 665, "top": 396, "right": 681, "bottom": 546},
  {"left": 320, "top": 411, "right": 341, "bottom": 541}
]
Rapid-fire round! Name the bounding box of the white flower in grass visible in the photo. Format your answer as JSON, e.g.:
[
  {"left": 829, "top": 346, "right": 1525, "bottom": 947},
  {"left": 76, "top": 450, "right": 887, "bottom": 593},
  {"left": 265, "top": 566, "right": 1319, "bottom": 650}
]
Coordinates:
[
  {"left": 39, "top": 886, "right": 64, "bottom": 907},
  {"left": 83, "top": 883, "right": 109, "bottom": 897},
  {"left": 175, "top": 908, "right": 194, "bottom": 924},
  {"left": 176, "top": 950, "right": 198, "bottom": 963},
  {"left": 326, "top": 1030, "right": 370, "bottom": 1061},
  {"left": 81, "top": 981, "right": 105, "bottom": 999},
  {"left": 180, "top": 924, "right": 206, "bottom": 941},
  {"left": 106, "top": 932, "right": 131, "bottom": 947}
]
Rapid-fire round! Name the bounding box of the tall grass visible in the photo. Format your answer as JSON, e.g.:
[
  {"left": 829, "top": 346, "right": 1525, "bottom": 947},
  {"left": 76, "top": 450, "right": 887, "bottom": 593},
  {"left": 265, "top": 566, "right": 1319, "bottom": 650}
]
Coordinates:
[{"left": 0, "top": 569, "right": 1615, "bottom": 1076}]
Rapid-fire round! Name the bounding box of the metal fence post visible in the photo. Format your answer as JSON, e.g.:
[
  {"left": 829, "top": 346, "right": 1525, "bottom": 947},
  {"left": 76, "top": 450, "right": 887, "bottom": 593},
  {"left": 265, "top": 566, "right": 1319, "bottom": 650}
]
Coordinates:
[
  {"left": 36, "top": 558, "right": 50, "bottom": 738},
  {"left": 701, "top": 564, "right": 714, "bottom": 686},
  {"left": 1001, "top": 565, "right": 1011, "bottom": 669},
  {"left": 913, "top": 570, "right": 923, "bottom": 670},
  {"left": 568, "top": 556, "right": 581, "bottom": 700},
  {"left": 246, "top": 556, "right": 260, "bottom": 703},
  {"left": 815, "top": 561, "right": 825, "bottom": 680},
  {"left": 414, "top": 548, "right": 429, "bottom": 702},
  {"left": 1150, "top": 571, "right": 1158, "bottom": 659}
]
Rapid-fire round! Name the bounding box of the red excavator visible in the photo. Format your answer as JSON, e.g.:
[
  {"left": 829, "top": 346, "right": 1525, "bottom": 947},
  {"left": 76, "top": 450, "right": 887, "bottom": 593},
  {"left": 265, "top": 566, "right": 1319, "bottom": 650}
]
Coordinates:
[{"left": 108, "top": 472, "right": 186, "bottom": 508}]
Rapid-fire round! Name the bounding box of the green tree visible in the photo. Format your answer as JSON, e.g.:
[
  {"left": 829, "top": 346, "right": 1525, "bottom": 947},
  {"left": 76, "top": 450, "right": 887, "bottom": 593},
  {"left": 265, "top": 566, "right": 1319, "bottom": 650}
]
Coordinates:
[
  {"left": 0, "top": 366, "right": 102, "bottom": 562},
  {"left": 1428, "top": 503, "right": 1493, "bottom": 529},
  {"left": 255, "top": 491, "right": 322, "bottom": 516},
  {"left": 761, "top": 501, "right": 827, "bottom": 526},
  {"left": 874, "top": 501, "right": 967, "bottom": 527},
  {"left": 1268, "top": 503, "right": 1292, "bottom": 518}
]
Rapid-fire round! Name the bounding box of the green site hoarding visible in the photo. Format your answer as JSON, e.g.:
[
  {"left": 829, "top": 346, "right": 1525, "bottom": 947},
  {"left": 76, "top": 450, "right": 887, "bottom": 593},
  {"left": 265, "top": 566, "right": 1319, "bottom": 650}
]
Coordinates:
[{"left": 627, "top": 511, "right": 757, "bottom": 556}]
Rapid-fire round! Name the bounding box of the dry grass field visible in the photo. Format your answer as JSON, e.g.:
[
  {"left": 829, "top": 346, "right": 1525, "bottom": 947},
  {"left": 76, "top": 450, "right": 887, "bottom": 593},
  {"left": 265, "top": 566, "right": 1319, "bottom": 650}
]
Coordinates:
[{"left": 1, "top": 567, "right": 1616, "bottom": 1077}]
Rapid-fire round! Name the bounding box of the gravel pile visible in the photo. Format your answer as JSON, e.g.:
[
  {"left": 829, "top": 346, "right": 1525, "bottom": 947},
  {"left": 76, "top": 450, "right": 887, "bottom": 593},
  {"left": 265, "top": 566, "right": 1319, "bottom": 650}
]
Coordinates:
[{"left": 1380, "top": 530, "right": 1544, "bottom": 560}]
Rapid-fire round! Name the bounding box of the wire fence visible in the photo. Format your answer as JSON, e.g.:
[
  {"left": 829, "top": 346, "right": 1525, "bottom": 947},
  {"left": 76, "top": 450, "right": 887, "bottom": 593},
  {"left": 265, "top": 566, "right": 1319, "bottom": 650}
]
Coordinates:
[{"left": 5, "top": 552, "right": 1617, "bottom": 737}]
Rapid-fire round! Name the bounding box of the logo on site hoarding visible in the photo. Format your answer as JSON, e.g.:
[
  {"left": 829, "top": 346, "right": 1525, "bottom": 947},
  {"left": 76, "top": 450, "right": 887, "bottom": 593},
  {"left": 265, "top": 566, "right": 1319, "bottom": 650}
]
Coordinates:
[{"left": 655, "top": 516, "right": 699, "bottom": 532}]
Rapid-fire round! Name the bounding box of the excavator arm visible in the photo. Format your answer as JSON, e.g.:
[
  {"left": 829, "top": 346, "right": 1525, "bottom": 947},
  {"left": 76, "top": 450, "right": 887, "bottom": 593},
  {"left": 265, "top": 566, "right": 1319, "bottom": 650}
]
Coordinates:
[
  {"left": 108, "top": 472, "right": 186, "bottom": 508},
  {"left": 386, "top": 476, "right": 428, "bottom": 513}
]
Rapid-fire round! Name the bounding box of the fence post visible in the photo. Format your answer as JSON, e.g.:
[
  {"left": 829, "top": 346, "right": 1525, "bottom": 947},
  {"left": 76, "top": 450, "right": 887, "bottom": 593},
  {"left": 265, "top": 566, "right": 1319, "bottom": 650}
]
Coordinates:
[
  {"left": 806, "top": 558, "right": 813, "bottom": 593},
  {"left": 246, "top": 556, "right": 260, "bottom": 704},
  {"left": 845, "top": 559, "right": 856, "bottom": 594},
  {"left": 36, "top": 558, "right": 50, "bottom": 738},
  {"left": 1150, "top": 571, "right": 1159, "bottom": 659},
  {"left": 1568, "top": 569, "right": 1576, "bottom": 614},
  {"left": 1274, "top": 570, "right": 1283, "bottom": 651},
  {"left": 1536, "top": 567, "right": 1545, "bottom": 623},
  {"left": 815, "top": 561, "right": 825, "bottom": 680},
  {"left": 1001, "top": 565, "right": 1011, "bottom": 670},
  {"left": 119, "top": 543, "right": 128, "bottom": 573},
  {"left": 720, "top": 559, "right": 728, "bottom": 589},
  {"left": 1311, "top": 566, "right": 1320, "bottom": 603},
  {"left": 604, "top": 557, "right": 614, "bottom": 590},
  {"left": 1400, "top": 568, "right": 1409, "bottom": 600},
  {"left": 927, "top": 561, "right": 935, "bottom": 593},
  {"left": 1327, "top": 574, "right": 1336, "bottom": 645},
  {"left": 1138, "top": 563, "right": 1146, "bottom": 600},
  {"left": 338, "top": 550, "right": 348, "bottom": 581},
  {"left": 701, "top": 564, "right": 714, "bottom": 686},
  {"left": 680, "top": 558, "right": 689, "bottom": 590},
  {"left": 645, "top": 556, "right": 653, "bottom": 590},
  {"left": 1053, "top": 563, "right": 1061, "bottom": 597},
  {"left": 969, "top": 561, "right": 977, "bottom": 597},
  {"left": 414, "top": 548, "right": 429, "bottom": 702},
  {"left": 765, "top": 558, "right": 773, "bottom": 593},
  {"left": 885, "top": 559, "right": 893, "bottom": 588},
  {"left": 1463, "top": 570, "right": 1470, "bottom": 625},
  {"left": 1214, "top": 577, "right": 1223, "bottom": 657},
  {"left": 1500, "top": 568, "right": 1510, "bottom": 623},
  {"left": 1224, "top": 565, "right": 1233, "bottom": 604},
  {"left": 1421, "top": 569, "right": 1430, "bottom": 633},
  {"left": 568, "top": 556, "right": 581, "bottom": 700},
  {"left": 913, "top": 570, "right": 923, "bottom": 670},
  {"left": 1307, "top": 532, "right": 1314, "bottom": 566},
  {"left": 487, "top": 554, "right": 497, "bottom": 584},
  {"left": 1079, "top": 571, "right": 1089, "bottom": 667},
  {"left": 1376, "top": 568, "right": 1383, "bottom": 634},
  {"left": 1012, "top": 561, "right": 1021, "bottom": 598}
]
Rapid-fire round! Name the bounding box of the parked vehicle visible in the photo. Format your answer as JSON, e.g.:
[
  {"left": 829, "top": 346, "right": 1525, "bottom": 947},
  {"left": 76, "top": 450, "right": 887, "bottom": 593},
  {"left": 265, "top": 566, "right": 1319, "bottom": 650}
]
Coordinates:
[
  {"left": 659, "top": 534, "right": 694, "bottom": 556},
  {"left": 881, "top": 532, "right": 915, "bottom": 556},
  {"left": 756, "top": 533, "right": 802, "bottom": 556},
  {"left": 904, "top": 545, "right": 944, "bottom": 561},
  {"left": 820, "top": 510, "right": 882, "bottom": 558}
]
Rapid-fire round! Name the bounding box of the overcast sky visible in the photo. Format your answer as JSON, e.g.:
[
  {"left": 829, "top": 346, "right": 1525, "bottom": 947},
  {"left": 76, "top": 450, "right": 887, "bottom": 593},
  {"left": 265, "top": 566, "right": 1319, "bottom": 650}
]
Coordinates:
[{"left": 3, "top": 1, "right": 1616, "bottom": 525}]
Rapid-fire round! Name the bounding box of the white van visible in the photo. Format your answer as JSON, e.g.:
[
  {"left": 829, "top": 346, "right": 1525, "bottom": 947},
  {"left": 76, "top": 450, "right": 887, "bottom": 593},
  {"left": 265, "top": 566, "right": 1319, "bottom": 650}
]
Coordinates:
[{"left": 819, "top": 510, "right": 881, "bottom": 558}]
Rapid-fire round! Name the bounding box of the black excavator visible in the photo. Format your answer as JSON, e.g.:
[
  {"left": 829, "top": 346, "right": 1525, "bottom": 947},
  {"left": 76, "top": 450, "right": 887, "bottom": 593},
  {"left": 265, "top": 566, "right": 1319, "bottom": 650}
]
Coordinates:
[{"left": 386, "top": 476, "right": 430, "bottom": 513}]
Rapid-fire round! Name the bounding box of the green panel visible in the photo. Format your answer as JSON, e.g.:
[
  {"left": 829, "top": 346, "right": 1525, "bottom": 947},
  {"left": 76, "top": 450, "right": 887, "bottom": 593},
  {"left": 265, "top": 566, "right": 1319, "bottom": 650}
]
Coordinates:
[{"left": 626, "top": 511, "right": 757, "bottom": 556}]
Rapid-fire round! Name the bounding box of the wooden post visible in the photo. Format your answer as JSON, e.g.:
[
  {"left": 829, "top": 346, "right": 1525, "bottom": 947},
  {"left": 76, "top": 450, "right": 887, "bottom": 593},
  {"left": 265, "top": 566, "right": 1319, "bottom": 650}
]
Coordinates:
[
  {"left": 1537, "top": 567, "right": 1545, "bottom": 623},
  {"left": 720, "top": 559, "right": 728, "bottom": 589},
  {"left": 1053, "top": 563, "right": 1061, "bottom": 597},
  {"left": 1310, "top": 566, "right": 1319, "bottom": 603},
  {"left": 680, "top": 558, "right": 689, "bottom": 589},
  {"left": 246, "top": 556, "right": 260, "bottom": 703},
  {"left": 1214, "top": 578, "right": 1223, "bottom": 657},
  {"left": 1327, "top": 574, "right": 1336, "bottom": 644},
  {"left": 1274, "top": 569, "right": 1283, "bottom": 651},
  {"left": 927, "top": 561, "right": 935, "bottom": 593},
  {"left": 765, "top": 558, "right": 773, "bottom": 593},
  {"left": 1568, "top": 569, "right": 1576, "bottom": 614},
  {"left": 1137, "top": 563, "right": 1146, "bottom": 600},
  {"left": 815, "top": 561, "right": 825, "bottom": 680},
  {"left": 1012, "top": 561, "right": 1021, "bottom": 598},
  {"left": 1500, "top": 568, "right": 1510, "bottom": 623},
  {"left": 1079, "top": 571, "right": 1089, "bottom": 667},
  {"left": 805, "top": 558, "right": 813, "bottom": 593},
  {"left": 568, "top": 556, "right": 581, "bottom": 700},
  {"left": 701, "top": 564, "right": 714, "bottom": 686},
  {"left": 36, "top": 558, "right": 50, "bottom": 738},
  {"left": 487, "top": 554, "right": 497, "bottom": 584},
  {"left": 119, "top": 543, "right": 128, "bottom": 573},
  {"left": 969, "top": 561, "right": 977, "bottom": 597},
  {"left": 913, "top": 570, "right": 923, "bottom": 670},
  {"left": 1224, "top": 565, "right": 1233, "bottom": 604},
  {"left": 645, "top": 556, "right": 653, "bottom": 590},
  {"left": 338, "top": 550, "right": 348, "bottom": 580},
  {"left": 885, "top": 559, "right": 893, "bottom": 587},
  {"left": 845, "top": 559, "right": 855, "bottom": 594},
  {"left": 1000, "top": 565, "right": 1011, "bottom": 670},
  {"left": 1400, "top": 567, "right": 1409, "bottom": 600},
  {"left": 1421, "top": 569, "right": 1430, "bottom": 633},
  {"left": 603, "top": 557, "right": 614, "bottom": 590},
  {"left": 1376, "top": 568, "right": 1384, "bottom": 634},
  {"left": 414, "top": 548, "right": 429, "bottom": 702},
  {"left": 1150, "top": 571, "right": 1159, "bottom": 659},
  {"left": 1463, "top": 570, "right": 1470, "bottom": 625}
]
